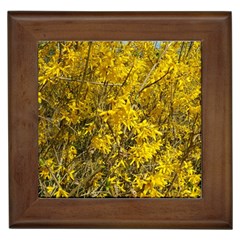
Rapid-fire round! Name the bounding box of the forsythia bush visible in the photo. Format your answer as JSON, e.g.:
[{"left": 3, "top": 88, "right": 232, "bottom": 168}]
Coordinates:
[{"left": 38, "top": 41, "right": 201, "bottom": 198}]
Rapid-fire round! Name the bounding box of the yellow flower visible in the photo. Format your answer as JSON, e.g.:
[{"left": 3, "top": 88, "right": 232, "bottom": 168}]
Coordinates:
[
  {"left": 54, "top": 187, "right": 69, "bottom": 198},
  {"left": 46, "top": 186, "right": 55, "bottom": 195},
  {"left": 38, "top": 41, "right": 202, "bottom": 198},
  {"left": 67, "top": 170, "right": 75, "bottom": 181},
  {"left": 38, "top": 92, "right": 42, "bottom": 104},
  {"left": 39, "top": 167, "right": 50, "bottom": 180}
]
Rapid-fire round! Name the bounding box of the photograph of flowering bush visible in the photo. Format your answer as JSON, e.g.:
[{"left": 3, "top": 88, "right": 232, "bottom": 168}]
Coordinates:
[{"left": 38, "top": 41, "right": 201, "bottom": 198}]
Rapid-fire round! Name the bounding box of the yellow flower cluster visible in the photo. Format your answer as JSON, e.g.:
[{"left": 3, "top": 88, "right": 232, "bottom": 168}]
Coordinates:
[{"left": 38, "top": 41, "right": 201, "bottom": 198}]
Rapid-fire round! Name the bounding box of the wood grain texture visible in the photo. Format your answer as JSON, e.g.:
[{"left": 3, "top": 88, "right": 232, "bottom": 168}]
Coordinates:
[{"left": 8, "top": 11, "right": 232, "bottom": 229}]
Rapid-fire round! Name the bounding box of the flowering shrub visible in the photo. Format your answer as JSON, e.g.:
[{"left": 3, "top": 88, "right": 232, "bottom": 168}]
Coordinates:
[{"left": 38, "top": 41, "right": 201, "bottom": 198}]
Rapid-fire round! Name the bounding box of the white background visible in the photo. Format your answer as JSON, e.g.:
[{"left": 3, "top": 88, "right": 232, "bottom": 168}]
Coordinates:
[{"left": 0, "top": 0, "right": 239, "bottom": 239}]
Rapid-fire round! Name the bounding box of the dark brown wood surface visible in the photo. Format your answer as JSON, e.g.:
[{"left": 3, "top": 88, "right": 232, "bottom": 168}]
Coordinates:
[{"left": 8, "top": 12, "right": 232, "bottom": 229}]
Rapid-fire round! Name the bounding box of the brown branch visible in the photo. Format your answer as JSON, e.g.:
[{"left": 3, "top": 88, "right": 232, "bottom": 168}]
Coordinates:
[
  {"left": 77, "top": 41, "right": 93, "bottom": 96},
  {"left": 139, "top": 42, "right": 172, "bottom": 93},
  {"left": 178, "top": 42, "right": 185, "bottom": 63},
  {"left": 45, "top": 164, "right": 61, "bottom": 189},
  {"left": 68, "top": 166, "right": 103, "bottom": 197},
  {"left": 139, "top": 68, "right": 170, "bottom": 94},
  {"left": 164, "top": 115, "right": 200, "bottom": 197},
  {"left": 58, "top": 77, "right": 122, "bottom": 86}
]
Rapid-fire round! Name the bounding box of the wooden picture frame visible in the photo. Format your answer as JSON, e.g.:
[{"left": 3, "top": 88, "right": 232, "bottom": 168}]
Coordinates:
[{"left": 8, "top": 11, "right": 232, "bottom": 229}]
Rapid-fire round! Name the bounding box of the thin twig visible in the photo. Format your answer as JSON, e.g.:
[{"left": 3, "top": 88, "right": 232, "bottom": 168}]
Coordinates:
[
  {"left": 58, "top": 77, "right": 122, "bottom": 86},
  {"left": 39, "top": 115, "right": 60, "bottom": 130},
  {"left": 139, "top": 42, "right": 172, "bottom": 93},
  {"left": 77, "top": 41, "right": 93, "bottom": 96},
  {"left": 178, "top": 42, "right": 185, "bottom": 63},
  {"left": 139, "top": 68, "right": 170, "bottom": 94},
  {"left": 164, "top": 115, "right": 199, "bottom": 197},
  {"left": 45, "top": 164, "right": 61, "bottom": 189}
]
